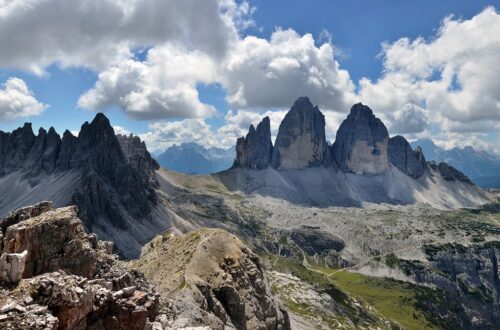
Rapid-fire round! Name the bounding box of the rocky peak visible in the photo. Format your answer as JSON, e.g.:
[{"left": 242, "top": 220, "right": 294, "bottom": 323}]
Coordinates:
[
  {"left": 116, "top": 133, "right": 159, "bottom": 181},
  {"left": 271, "top": 96, "right": 327, "bottom": 169},
  {"left": 234, "top": 116, "right": 273, "bottom": 169},
  {"left": 428, "top": 161, "right": 473, "bottom": 184},
  {"left": 332, "top": 103, "right": 390, "bottom": 175},
  {"left": 388, "top": 135, "right": 427, "bottom": 179}
]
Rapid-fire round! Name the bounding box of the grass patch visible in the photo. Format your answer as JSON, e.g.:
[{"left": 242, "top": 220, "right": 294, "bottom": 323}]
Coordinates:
[{"left": 329, "top": 270, "right": 440, "bottom": 330}]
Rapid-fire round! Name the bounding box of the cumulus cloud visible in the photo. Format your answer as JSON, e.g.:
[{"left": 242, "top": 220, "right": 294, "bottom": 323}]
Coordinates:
[
  {"left": 78, "top": 45, "right": 217, "bottom": 119},
  {"left": 385, "top": 103, "right": 430, "bottom": 135},
  {"left": 359, "top": 7, "right": 500, "bottom": 126},
  {"left": 0, "top": 0, "right": 244, "bottom": 74},
  {"left": 139, "top": 119, "right": 220, "bottom": 153},
  {"left": 0, "top": 77, "right": 47, "bottom": 121},
  {"left": 222, "top": 29, "right": 356, "bottom": 111}
]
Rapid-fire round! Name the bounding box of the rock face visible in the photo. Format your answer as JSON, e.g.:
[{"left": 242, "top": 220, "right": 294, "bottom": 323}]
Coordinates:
[
  {"left": 428, "top": 161, "right": 473, "bottom": 184},
  {"left": 234, "top": 117, "right": 273, "bottom": 169},
  {"left": 132, "top": 229, "right": 291, "bottom": 330},
  {"left": 271, "top": 97, "right": 327, "bottom": 169},
  {"left": 388, "top": 135, "right": 427, "bottom": 179},
  {"left": 116, "top": 133, "right": 159, "bottom": 183},
  {"left": 0, "top": 202, "right": 159, "bottom": 329},
  {"left": 332, "top": 103, "right": 390, "bottom": 175},
  {"left": 398, "top": 242, "right": 500, "bottom": 329}
]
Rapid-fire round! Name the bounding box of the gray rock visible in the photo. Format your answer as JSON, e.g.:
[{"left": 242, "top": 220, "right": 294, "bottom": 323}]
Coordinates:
[
  {"left": 388, "top": 135, "right": 427, "bottom": 179},
  {"left": 428, "top": 161, "right": 473, "bottom": 183},
  {"left": 332, "top": 103, "right": 390, "bottom": 175},
  {"left": 272, "top": 97, "right": 326, "bottom": 169},
  {"left": 234, "top": 117, "right": 273, "bottom": 169}
]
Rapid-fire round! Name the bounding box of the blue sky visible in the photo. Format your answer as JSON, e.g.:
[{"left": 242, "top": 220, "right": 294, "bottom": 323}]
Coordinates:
[{"left": 0, "top": 0, "right": 499, "bottom": 154}]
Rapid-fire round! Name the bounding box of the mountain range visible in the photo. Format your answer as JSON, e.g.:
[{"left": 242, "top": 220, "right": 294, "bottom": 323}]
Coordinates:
[
  {"left": 156, "top": 142, "right": 234, "bottom": 174},
  {"left": 410, "top": 139, "right": 500, "bottom": 188}
]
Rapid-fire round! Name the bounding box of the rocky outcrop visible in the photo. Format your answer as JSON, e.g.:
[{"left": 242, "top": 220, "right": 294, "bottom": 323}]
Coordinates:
[
  {"left": 234, "top": 117, "right": 273, "bottom": 169},
  {"left": 388, "top": 135, "right": 427, "bottom": 179},
  {"left": 428, "top": 161, "right": 473, "bottom": 184},
  {"left": 132, "top": 229, "right": 291, "bottom": 330},
  {"left": 271, "top": 97, "right": 327, "bottom": 169},
  {"left": 0, "top": 202, "right": 159, "bottom": 329},
  {"left": 396, "top": 242, "right": 500, "bottom": 329},
  {"left": 332, "top": 103, "right": 390, "bottom": 175}
]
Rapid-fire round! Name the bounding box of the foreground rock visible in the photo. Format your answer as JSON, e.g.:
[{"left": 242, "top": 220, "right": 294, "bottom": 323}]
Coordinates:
[
  {"left": 0, "top": 202, "right": 159, "bottom": 329},
  {"left": 131, "top": 228, "right": 291, "bottom": 330},
  {"left": 271, "top": 97, "right": 327, "bottom": 169}
]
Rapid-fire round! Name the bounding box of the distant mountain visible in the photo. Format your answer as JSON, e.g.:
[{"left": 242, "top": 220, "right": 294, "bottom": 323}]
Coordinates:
[
  {"left": 410, "top": 139, "right": 500, "bottom": 188},
  {"left": 156, "top": 142, "right": 234, "bottom": 174}
]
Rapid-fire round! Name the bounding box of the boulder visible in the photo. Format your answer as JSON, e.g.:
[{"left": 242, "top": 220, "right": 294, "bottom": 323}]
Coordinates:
[
  {"left": 332, "top": 103, "right": 390, "bottom": 175},
  {"left": 272, "top": 97, "right": 327, "bottom": 169},
  {"left": 234, "top": 117, "right": 273, "bottom": 169}
]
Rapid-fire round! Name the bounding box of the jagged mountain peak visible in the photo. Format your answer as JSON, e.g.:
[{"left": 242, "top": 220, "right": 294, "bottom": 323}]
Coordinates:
[
  {"left": 272, "top": 97, "right": 326, "bottom": 169},
  {"left": 349, "top": 102, "right": 374, "bottom": 117},
  {"left": 234, "top": 116, "right": 273, "bottom": 169}
]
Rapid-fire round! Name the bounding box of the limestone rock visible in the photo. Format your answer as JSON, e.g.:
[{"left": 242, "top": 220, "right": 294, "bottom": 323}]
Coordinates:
[
  {"left": 332, "top": 103, "right": 390, "bottom": 175},
  {"left": 0, "top": 202, "right": 159, "bottom": 329},
  {"left": 388, "top": 135, "right": 427, "bottom": 179},
  {"left": 0, "top": 250, "right": 27, "bottom": 283},
  {"left": 132, "top": 229, "right": 291, "bottom": 330},
  {"left": 234, "top": 117, "right": 273, "bottom": 169},
  {"left": 272, "top": 97, "right": 327, "bottom": 169},
  {"left": 1, "top": 202, "right": 108, "bottom": 278}
]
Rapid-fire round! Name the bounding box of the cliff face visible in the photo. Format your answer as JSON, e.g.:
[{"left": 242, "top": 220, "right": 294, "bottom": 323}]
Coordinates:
[
  {"left": 397, "top": 242, "right": 500, "bottom": 329},
  {"left": 271, "top": 97, "right": 327, "bottom": 169},
  {"left": 388, "top": 135, "right": 427, "bottom": 179},
  {"left": 0, "top": 202, "right": 159, "bottom": 329},
  {"left": 332, "top": 103, "right": 390, "bottom": 175},
  {"left": 234, "top": 117, "right": 273, "bottom": 169}
]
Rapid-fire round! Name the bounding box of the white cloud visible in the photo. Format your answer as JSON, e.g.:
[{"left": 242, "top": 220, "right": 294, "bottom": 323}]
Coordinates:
[
  {"left": 113, "top": 125, "right": 131, "bottom": 135},
  {"left": 222, "top": 28, "right": 356, "bottom": 111},
  {"left": 0, "top": 77, "right": 47, "bottom": 121},
  {"left": 78, "top": 45, "right": 217, "bottom": 119},
  {"left": 359, "top": 7, "right": 500, "bottom": 126},
  {"left": 139, "top": 119, "right": 220, "bottom": 153},
  {"left": 0, "top": 0, "right": 244, "bottom": 75}
]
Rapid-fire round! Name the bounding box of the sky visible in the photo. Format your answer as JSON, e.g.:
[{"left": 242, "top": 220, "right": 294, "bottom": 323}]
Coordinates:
[{"left": 0, "top": 0, "right": 499, "bottom": 155}]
